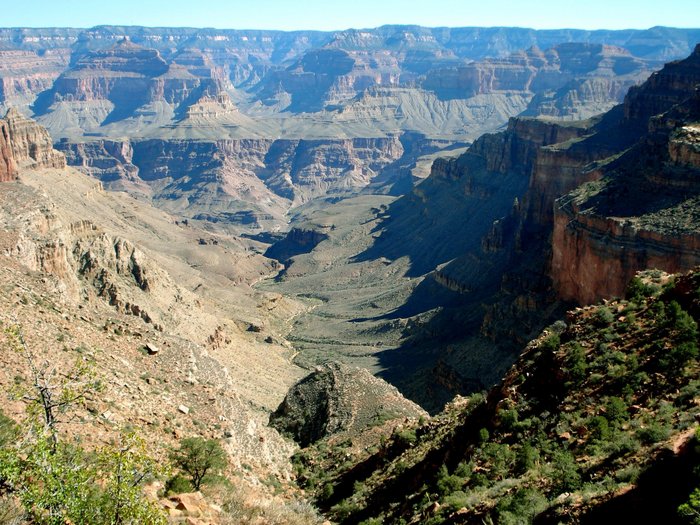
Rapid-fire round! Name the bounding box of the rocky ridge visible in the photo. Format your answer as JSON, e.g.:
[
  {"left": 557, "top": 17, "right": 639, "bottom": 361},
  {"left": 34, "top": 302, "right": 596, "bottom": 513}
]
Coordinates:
[
  {"left": 551, "top": 43, "right": 700, "bottom": 304},
  {"left": 292, "top": 267, "right": 700, "bottom": 524},
  {"left": 0, "top": 113, "right": 305, "bottom": 495},
  {"left": 269, "top": 362, "right": 427, "bottom": 447}
]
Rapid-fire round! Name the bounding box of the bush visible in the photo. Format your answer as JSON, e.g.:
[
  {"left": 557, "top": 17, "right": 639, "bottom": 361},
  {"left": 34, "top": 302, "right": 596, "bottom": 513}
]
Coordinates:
[
  {"left": 550, "top": 450, "right": 581, "bottom": 492},
  {"left": 394, "top": 429, "right": 417, "bottom": 448},
  {"left": 679, "top": 487, "right": 700, "bottom": 525},
  {"left": 664, "top": 341, "right": 699, "bottom": 370},
  {"left": 588, "top": 416, "right": 610, "bottom": 441},
  {"left": 637, "top": 422, "right": 670, "bottom": 445},
  {"left": 165, "top": 474, "right": 192, "bottom": 495},
  {"left": 515, "top": 442, "right": 539, "bottom": 475},
  {"left": 0, "top": 430, "right": 166, "bottom": 525},
  {"left": 0, "top": 410, "right": 17, "bottom": 449},
  {"left": 595, "top": 307, "right": 615, "bottom": 327},
  {"left": 170, "top": 437, "right": 228, "bottom": 490},
  {"left": 442, "top": 490, "right": 469, "bottom": 511},
  {"left": 668, "top": 302, "right": 698, "bottom": 342},
  {"left": 541, "top": 333, "right": 561, "bottom": 352},
  {"left": 436, "top": 465, "right": 464, "bottom": 497},
  {"left": 496, "top": 488, "right": 547, "bottom": 525},
  {"left": 565, "top": 343, "right": 587, "bottom": 385},
  {"left": 605, "top": 397, "right": 629, "bottom": 424},
  {"left": 626, "top": 277, "right": 655, "bottom": 302}
]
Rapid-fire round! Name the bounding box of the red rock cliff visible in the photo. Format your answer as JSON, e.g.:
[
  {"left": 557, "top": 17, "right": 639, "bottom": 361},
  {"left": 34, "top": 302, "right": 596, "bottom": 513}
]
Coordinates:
[
  {"left": 1, "top": 108, "right": 65, "bottom": 170},
  {"left": 0, "top": 119, "right": 15, "bottom": 181},
  {"left": 551, "top": 45, "right": 700, "bottom": 305}
]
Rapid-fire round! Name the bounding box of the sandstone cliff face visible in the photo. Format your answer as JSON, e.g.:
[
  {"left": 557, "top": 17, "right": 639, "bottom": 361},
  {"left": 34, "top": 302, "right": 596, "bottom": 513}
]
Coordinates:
[
  {"left": 0, "top": 119, "right": 15, "bottom": 181},
  {"left": 551, "top": 45, "right": 700, "bottom": 304},
  {"left": 1, "top": 107, "right": 66, "bottom": 170},
  {"left": 0, "top": 107, "right": 66, "bottom": 179}
]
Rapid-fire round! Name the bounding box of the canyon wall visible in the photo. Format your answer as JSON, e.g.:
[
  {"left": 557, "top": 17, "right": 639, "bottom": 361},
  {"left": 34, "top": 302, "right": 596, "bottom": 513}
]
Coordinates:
[
  {"left": 551, "top": 45, "right": 700, "bottom": 304},
  {"left": 59, "top": 135, "right": 404, "bottom": 224},
  {"left": 0, "top": 119, "right": 15, "bottom": 181},
  {"left": 0, "top": 107, "right": 66, "bottom": 181}
]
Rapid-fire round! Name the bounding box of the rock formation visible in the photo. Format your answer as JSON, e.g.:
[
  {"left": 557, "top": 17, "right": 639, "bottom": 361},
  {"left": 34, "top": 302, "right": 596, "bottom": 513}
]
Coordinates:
[
  {"left": 269, "top": 362, "right": 427, "bottom": 447},
  {"left": 0, "top": 107, "right": 66, "bottom": 180},
  {"left": 59, "top": 135, "right": 405, "bottom": 225},
  {"left": 0, "top": 107, "right": 65, "bottom": 170},
  {"left": 424, "top": 43, "right": 651, "bottom": 120},
  {"left": 0, "top": 118, "right": 15, "bottom": 181}
]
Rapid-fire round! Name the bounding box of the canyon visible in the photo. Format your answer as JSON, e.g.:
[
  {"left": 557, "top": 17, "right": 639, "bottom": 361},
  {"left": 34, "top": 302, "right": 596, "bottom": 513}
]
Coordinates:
[
  {"left": 2, "top": 23, "right": 700, "bottom": 409},
  {"left": 1, "top": 21, "right": 700, "bottom": 524}
]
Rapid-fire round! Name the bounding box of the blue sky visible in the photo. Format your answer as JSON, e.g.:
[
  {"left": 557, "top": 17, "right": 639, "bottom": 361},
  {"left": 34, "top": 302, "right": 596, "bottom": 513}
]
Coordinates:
[{"left": 3, "top": 0, "right": 698, "bottom": 30}]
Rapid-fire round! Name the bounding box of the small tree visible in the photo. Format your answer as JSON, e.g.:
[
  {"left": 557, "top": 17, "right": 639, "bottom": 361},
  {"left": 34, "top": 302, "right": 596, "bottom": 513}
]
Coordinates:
[
  {"left": 170, "top": 437, "right": 227, "bottom": 490},
  {"left": 97, "top": 431, "right": 168, "bottom": 524},
  {"left": 5, "top": 323, "right": 102, "bottom": 450}
]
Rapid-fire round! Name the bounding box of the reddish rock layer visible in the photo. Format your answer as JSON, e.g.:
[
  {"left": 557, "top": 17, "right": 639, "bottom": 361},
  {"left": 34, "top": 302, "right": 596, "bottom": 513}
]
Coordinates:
[
  {"left": 0, "top": 119, "right": 16, "bottom": 181},
  {"left": 1, "top": 108, "right": 65, "bottom": 170}
]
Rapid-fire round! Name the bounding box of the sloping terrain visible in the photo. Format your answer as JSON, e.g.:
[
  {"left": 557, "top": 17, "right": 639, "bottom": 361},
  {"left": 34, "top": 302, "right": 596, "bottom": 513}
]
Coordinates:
[
  {"left": 292, "top": 268, "right": 700, "bottom": 524},
  {"left": 0, "top": 113, "right": 307, "bottom": 483}
]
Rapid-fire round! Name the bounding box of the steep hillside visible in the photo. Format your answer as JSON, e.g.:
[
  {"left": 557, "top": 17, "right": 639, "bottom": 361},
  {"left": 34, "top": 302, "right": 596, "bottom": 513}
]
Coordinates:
[
  {"left": 0, "top": 111, "right": 336, "bottom": 519},
  {"left": 291, "top": 268, "right": 700, "bottom": 524},
  {"left": 262, "top": 43, "right": 700, "bottom": 412}
]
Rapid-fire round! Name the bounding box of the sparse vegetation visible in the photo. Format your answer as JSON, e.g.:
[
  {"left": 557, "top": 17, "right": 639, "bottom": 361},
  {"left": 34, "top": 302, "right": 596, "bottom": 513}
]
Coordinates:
[
  {"left": 291, "top": 270, "right": 700, "bottom": 524},
  {"left": 0, "top": 324, "right": 166, "bottom": 524}
]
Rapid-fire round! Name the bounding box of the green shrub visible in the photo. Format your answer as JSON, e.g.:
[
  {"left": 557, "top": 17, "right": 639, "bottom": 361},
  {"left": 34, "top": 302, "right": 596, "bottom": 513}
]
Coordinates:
[
  {"left": 605, "top": 397, "right": 629, "bottom": 424},
  {"left": 588, "top": 416, "right": 610, "bottom": 441},
  {"left": 679, "top": 487, "right": 700, "bottom": 525},
  {"left": 442, "top": 490, "right": 469, "bottom": 511},
  {"left": 0, "top": 410, "right": 17, "bottom": 449},
  {"left": 565, "top": 343, "right": 587, "bottom": 385},
  {"left": 637, "top": 422, "right": 670, "bottom": 445},
  {"left": 436, "top": 465, "right": 464, "bottom": 497},
  {"left": 550, "top": 450, "right": 581, "bottom": 492},
  {"left": 626, "top": 277, "right": 655, "bottom": 302},
  {"left": 170, "top": 437, "right": 228, "bottom": 490},
  {"left": 541, "top": 333, "right": 561, "bottom": 352},
  {"left": 479, "top": 428, "right": 490, "bottom": 443},
  {"left": 394, "top": 429, "right": 417, "bottom": 447},
  {"left": 664, "top": 341, "right": 699, "bottom": 370},
  {"left": 515, "top": 442, "right": 539, "bottom": 475},
  {"left": 165, "top": 474, "right": 192, "bottom": 495},
  {"left": 496, "top": 487, "right": 548, "bottom": 525},
  {"left": 595, "top": 307, "right": 615, "bottom": 327}
]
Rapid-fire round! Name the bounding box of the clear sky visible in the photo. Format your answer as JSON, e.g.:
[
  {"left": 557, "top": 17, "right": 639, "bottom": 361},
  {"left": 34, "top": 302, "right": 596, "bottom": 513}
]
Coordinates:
[{"left": 2, "top": 0, "right": 699, "bottom": 31}]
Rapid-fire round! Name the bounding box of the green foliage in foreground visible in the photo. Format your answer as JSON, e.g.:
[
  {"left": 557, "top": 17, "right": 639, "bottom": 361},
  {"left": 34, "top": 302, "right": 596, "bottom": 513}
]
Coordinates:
[{"left": 0, "top": 426, "right": 166, "bottom": 525}]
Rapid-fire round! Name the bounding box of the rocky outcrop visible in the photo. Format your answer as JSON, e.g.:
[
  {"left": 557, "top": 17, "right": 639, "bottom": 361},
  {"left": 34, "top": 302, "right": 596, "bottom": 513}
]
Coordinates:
[
  {"left": 551, "top": 45, "right": 700, "bottom": 304},
  {"left": 264, "top": 227, "right": 330, "bottom": 264},
  {"left": 1, "top": 107, "right": 65, "bottom": 170},
  {"left": 269, "top": 362, "right": 427, "bottom": 447},
  {"left": 0, "top": 119, "right": 15, "bottom": 181}
]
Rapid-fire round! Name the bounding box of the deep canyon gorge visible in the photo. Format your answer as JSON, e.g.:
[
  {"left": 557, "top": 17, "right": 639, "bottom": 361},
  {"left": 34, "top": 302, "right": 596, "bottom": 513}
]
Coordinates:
[{"left": 1, "top": 21, "right": 700, "bottom": 524}]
